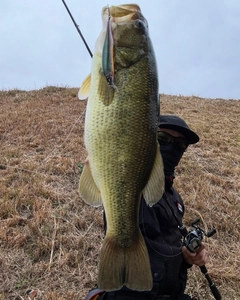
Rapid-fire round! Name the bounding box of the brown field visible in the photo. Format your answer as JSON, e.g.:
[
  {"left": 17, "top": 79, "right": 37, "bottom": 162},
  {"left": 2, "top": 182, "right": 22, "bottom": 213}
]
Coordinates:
[{"left": 0, "top": 87, "right": 239, "bottom": 300}]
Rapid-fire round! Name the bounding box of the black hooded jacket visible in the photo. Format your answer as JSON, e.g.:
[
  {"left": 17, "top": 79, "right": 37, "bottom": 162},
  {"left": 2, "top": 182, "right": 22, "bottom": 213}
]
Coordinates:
[{"left": 138, "top": 187, "right": 190, "bottom": 295}]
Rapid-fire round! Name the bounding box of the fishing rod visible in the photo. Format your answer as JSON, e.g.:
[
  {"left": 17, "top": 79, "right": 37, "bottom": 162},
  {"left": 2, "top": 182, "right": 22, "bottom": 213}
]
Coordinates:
[
  {"left": 61, "top": 0, "right": 93, "bottom": 57},
  {"left": 164, "top": 194, "right": 221, "bottom": 299},
  {"left": 181, "top": 219, "right": 222, "bottom": 300}
]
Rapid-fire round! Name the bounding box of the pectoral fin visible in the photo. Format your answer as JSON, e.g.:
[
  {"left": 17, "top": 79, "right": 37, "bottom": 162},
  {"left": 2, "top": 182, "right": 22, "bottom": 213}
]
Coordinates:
[
  {"left": 143, "top": 144, "right": 165, "bottom": 206},
  {"left": 79, "top": 160, "right": 102, "bottom": 207},
  {"left": 78, "top": 74, "right": 91, "bottom": 100}
]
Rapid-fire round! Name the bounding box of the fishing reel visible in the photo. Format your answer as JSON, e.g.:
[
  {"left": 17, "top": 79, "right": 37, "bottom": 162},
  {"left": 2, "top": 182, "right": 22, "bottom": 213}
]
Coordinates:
[
  {"left": 183, "top": 218, "right": 216, "bottom": 253},
  {"left": 181, "top": 219, "right": 221, "bottom": 299}
]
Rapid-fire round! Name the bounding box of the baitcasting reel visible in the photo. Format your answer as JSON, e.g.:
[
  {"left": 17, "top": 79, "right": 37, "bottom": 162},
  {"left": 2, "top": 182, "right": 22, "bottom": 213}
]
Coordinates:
[
  {"left": 179, "top": 218, "right": 221, "bottom": 300},
  {"left": 183, "top": 218, "right": 216, "bottom": 253}
]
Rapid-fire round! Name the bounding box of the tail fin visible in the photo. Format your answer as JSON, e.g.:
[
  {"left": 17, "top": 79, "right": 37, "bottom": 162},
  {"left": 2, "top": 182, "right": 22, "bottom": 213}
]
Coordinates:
[{"left": 98, "top": 232, "right": 152, "bottom": 291}]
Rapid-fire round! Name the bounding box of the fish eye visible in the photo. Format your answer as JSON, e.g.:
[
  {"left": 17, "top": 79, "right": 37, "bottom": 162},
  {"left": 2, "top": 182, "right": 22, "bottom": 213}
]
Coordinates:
[{"left": 135, "top": 20, "right": 145, "bottom": 29}]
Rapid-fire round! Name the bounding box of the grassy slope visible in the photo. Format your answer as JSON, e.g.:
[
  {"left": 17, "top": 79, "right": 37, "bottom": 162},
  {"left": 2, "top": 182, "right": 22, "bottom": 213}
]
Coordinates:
[{"left": 0, "top": 87, "right": 239, "bottom": 299}]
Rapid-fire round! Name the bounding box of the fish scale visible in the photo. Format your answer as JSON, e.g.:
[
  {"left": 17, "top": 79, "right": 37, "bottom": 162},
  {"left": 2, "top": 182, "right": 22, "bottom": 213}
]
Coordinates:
[{"left": 78, "top": 4, "right": 164, "bottom": 292}]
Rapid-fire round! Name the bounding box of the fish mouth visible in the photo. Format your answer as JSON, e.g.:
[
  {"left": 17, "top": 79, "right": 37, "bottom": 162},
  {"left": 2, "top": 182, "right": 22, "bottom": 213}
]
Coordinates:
[
  {"left": 110, "top": 4, "right": 141, "bottom": 17},
  {"left": 102, "top": 4, "right": 141, "bottom": 22},
  {"left": 100, "top": 3, "right": 146, "bottom": 81}
]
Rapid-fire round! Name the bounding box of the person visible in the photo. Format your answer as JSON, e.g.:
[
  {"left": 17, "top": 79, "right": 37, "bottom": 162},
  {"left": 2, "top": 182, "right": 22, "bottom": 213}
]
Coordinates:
[{"left": 85, "top": 115, "right": 208, "bottom": 300}]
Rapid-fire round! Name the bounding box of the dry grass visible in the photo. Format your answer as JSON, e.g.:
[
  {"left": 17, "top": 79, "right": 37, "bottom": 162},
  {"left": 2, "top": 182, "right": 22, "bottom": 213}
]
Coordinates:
[{"left": 0, "top": 87, "right": 239, "bottom": 299}]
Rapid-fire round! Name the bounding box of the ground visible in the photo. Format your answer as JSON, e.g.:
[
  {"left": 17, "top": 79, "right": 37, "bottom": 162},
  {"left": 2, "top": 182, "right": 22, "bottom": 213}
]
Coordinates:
[{"left": 0, "top": 87, "right": 239, "bottom": 299}]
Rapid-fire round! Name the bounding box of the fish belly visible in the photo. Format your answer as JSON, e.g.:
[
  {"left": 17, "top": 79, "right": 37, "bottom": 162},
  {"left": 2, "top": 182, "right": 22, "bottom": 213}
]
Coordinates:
[{"left": 83, "top": 54, "right": 159, "bottom": 291}]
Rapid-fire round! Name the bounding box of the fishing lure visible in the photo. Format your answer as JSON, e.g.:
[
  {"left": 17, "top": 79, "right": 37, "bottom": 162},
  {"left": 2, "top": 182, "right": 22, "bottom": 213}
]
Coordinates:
[{"left": 102, "top": 6, "right": 115, "bottom": 87}]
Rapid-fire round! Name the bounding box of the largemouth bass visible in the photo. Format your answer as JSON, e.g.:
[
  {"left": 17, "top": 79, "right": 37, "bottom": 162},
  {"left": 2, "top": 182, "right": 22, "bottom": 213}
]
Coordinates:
[{"left": 79, "top": 4, "right": 164, "bottom": 291}]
